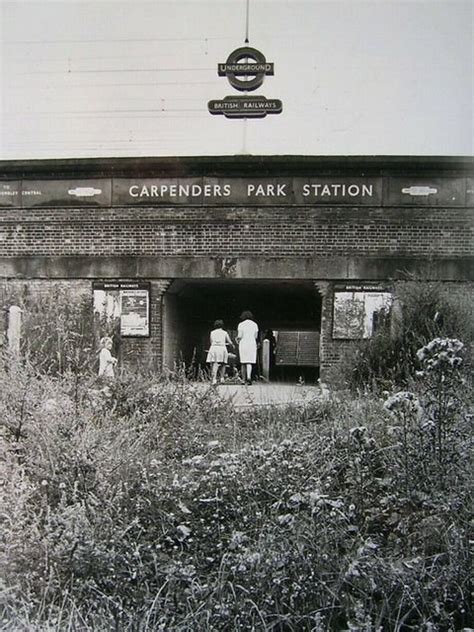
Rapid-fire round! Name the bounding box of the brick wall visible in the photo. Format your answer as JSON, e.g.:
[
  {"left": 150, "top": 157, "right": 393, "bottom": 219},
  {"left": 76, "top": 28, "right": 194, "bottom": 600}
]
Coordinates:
[{"left": 0, "top": 206, "right": 471, "bottom": 258}]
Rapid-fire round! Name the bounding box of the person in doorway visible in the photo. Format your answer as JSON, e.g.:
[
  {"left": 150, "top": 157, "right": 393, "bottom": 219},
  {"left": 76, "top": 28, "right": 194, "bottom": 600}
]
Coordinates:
[
  {"left": 98, "top": 336, "right": 117, "bottom": 378},
  {"left": 236, "top": 310, "right": 259, "bottom": 385},
  {"left": 206, "top": 320, "right": 233, "bottom": 385}
]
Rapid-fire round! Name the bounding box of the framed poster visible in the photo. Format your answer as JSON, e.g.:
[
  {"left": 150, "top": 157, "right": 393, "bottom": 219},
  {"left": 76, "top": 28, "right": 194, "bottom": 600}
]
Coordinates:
[
  {"left": 332, "top": 285, "right": 392, "bottom": 340},
  {"left": 93, "top": 281, "right": 150, "bottom": 338}
]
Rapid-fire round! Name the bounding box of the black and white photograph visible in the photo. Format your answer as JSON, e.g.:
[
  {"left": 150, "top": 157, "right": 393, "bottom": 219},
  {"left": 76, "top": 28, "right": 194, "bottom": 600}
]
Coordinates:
[{"left": 0, "top": 0, "right": 473, "bottom": 629}]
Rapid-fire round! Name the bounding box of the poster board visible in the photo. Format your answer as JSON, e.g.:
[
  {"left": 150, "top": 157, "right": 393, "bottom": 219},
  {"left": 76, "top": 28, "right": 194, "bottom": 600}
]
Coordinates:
[
  {"left": 93, "top": 281, "right": 150, "bottom": 338},
  {"left": 275, "top": 331, "right": 320, "bottom": 366},
  {"left": 332, "top": 284, "right": 392, "bottom": 340}
]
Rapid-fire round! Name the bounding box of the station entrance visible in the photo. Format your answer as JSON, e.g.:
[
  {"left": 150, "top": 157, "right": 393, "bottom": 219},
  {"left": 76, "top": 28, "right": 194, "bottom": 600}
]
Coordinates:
[{"left": 162, "top": 279, "right": 322, "bottom": 382}]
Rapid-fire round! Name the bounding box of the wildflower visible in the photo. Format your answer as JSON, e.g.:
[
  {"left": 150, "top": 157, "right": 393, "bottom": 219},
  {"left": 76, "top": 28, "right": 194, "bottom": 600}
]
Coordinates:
[
  {"left": 229, "top": 530, "right": 247, "bottom": 550},
  {"left": 42, "top": 399, "right": 59, "bottom": 414},
  {"left": 416, "top": 338, "right": 464, "bottom": 372},
  {"left": 384, "top": 391, "right": 422, "bottom": 418},
  {"left": 288, "top": 492, "right": 304, "bottom": 508},
  {"left": 176, "top": 525, "right": 191, "bottom": 542},
  {"left": 178, "top": 500, "right": 192, "bottom": 515},
  {"left": 420, "top": 419, "right": 435, "bottom": 432},
  {"left": 243, "top": 551, "right": 261, "bottom": 566},
  {"left": 308, "top": 491, "right": 326, "bottom": 509},
  {"left": 277, "top": 513, "right": 294, "bottom": 526}
]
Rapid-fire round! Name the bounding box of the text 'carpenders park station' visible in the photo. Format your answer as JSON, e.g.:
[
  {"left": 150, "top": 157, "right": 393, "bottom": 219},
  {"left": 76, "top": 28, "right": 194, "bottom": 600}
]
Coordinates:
[{"left": 1, "top": 176, "right": 470, "bottom": 207}]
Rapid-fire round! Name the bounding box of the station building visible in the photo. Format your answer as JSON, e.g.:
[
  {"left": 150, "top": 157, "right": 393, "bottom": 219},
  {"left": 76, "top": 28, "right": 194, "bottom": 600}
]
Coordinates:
[{"left": 0, "top": 155, "right": 472, "bottom": 382}]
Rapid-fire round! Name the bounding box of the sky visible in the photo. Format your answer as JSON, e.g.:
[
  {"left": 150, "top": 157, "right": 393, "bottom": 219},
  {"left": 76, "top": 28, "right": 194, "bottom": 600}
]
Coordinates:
[{"left": 1, "top": 0, "right": 473, "bottom": 160}]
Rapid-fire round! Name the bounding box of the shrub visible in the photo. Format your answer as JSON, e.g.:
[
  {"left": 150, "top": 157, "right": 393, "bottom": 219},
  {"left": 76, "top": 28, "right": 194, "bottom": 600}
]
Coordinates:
[{"left": 341, "top": 281, "right": 474, "bottom": 392}]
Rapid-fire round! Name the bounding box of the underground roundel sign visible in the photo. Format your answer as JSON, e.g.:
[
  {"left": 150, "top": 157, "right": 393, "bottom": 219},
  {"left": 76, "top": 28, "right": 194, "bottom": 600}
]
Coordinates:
[
  {"left": 218, "top": 46, "right": 273, "bottom": 92},
  {"left": 208, "top": 46, "right": 282, "bottom": 118}
]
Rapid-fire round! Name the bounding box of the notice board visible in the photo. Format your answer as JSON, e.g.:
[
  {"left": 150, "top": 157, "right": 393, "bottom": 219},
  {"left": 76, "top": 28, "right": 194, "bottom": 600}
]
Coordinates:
[{"left": 275, "top": 331, "right": 320, "bottom": 367}]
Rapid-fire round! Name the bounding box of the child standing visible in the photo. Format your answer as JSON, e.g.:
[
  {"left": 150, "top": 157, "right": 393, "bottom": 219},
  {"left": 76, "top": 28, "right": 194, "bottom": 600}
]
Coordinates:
[
  {"left": 206, "top": 320, "right": 233, "bottom": 385},
  {"left": 98, "top": 336, "right": 117, "bottom": 378}
]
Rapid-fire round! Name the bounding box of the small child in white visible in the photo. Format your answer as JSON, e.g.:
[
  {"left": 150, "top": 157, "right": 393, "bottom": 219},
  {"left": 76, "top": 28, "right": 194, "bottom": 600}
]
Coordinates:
[
  {"left": 206, "top": 320, "right": 233, "bottom": 385},
  {"left": 98, "top": 336, "right": 117, "bottom": 378}
]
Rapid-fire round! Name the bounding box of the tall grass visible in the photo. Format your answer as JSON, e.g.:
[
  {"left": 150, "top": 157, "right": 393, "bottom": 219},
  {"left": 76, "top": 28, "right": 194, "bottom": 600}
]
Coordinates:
[{"left": 0, "top": 356, "right": 472, "bottom": 631}]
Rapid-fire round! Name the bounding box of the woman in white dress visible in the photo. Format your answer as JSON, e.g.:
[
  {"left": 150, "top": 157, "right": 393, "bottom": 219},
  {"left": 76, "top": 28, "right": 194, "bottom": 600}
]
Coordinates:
[
  {"left": 236, "top": 310, "right": 259, "bottom": 385},
  {"left": 206, "top": 320, "right": 233, "bottom": 385}
]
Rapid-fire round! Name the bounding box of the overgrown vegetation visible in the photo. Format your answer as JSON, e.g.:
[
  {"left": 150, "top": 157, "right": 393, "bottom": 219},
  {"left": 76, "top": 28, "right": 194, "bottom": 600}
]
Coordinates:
[
  {"left": 340, "top": 281, "right": 474, "bottom": 392},
  {"left": 1, "top": 347, "right": 472, "bottom": 630},
  {"left": 1, "top": 285, "right": 96, "bottom": 375},
  {"left": 0, "top": 282, "right": 472, "bottom": 630}
]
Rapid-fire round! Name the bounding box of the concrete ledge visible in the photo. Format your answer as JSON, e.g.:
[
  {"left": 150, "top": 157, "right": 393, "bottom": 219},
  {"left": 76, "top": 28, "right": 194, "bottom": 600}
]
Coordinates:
[
  {"left": 1, "top": 155, "right": 473, "bottom": 178},
  {"left": 0, "top": 255, "right": 472, "bottom": 281}
]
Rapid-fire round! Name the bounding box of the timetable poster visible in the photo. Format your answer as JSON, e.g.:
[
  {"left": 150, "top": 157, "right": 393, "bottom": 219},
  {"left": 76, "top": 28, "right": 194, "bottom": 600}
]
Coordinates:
[{"left": 120, "top": 286, "right": 150, "bottom": 337}]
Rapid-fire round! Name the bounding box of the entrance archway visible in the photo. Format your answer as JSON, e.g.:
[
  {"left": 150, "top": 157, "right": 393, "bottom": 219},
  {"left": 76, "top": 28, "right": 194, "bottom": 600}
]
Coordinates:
[{"left": 162, "top": 279, "right": 322, "bottom": 382}]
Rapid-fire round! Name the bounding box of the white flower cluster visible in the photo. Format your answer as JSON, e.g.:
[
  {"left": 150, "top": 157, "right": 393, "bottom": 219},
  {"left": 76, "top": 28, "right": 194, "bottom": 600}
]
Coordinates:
[
  {"left": 416, "top": 338, "right": 464, "bottom": 372},
  {"left": 384, "top": 391, "right": 422, "bottom": 417}
]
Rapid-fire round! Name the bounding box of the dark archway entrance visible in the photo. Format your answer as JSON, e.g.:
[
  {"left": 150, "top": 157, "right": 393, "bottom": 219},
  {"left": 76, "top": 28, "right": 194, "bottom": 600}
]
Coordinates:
[{"left": 163, "top": 279, "right": 322, "bottom": 382}]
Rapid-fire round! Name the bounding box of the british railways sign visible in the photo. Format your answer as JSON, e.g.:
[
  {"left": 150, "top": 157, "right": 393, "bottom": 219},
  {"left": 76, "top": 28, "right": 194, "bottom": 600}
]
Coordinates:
[
  {"left": 209, "top": 46, "right": 282, "bottom": 119},
  {"left": 208, "top": 95, "right": 282, "bottom": 118}
]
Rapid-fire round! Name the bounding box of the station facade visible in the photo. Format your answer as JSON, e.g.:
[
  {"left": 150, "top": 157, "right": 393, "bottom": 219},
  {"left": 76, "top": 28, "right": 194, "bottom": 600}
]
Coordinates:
[{"left": 0, "top": 155, "right": 472, "bottom": 382}]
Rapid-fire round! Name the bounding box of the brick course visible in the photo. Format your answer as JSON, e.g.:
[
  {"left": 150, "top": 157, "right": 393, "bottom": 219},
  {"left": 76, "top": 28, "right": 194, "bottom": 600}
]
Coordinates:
[{"left": 0, "top": 207, "right": 471, "bottom": 258}]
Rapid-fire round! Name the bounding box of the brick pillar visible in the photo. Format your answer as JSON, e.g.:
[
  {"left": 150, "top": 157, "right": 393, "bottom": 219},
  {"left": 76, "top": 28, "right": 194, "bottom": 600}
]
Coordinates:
[
  {"left": 150, "top": 280, "right": 172, "bottom": 371},
  {"left": 314, "top": 281, "right": 333, "bottom": 384}
]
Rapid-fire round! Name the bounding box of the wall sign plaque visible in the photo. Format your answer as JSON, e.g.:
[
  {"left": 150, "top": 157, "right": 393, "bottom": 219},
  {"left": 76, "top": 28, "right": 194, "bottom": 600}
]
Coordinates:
[{"left": 208, "top": 95, "right": 282, "bottom": 118}]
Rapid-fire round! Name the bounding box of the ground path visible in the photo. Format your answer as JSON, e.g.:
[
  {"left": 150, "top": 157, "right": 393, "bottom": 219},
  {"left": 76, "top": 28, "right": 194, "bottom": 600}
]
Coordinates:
[{"left": 201, "top": 381, "right": 324, "bottom": 409}]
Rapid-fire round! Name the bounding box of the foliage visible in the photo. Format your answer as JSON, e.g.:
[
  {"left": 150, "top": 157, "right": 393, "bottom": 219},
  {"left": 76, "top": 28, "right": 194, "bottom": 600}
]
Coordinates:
[
  {"left": 0, "top": 345, "right": 472, "bottom": 631},
  {"left": 340, "top": 281, "right": 474, "bottom": 392},
  {"left": 2, "top": 285, "right": 97, "bottom": 375}
]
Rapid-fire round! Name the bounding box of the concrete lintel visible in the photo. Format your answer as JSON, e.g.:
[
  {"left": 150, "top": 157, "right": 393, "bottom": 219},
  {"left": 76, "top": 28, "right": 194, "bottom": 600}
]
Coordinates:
[{"left": 0, "top": 256, "right": 472, "bottom": 281}]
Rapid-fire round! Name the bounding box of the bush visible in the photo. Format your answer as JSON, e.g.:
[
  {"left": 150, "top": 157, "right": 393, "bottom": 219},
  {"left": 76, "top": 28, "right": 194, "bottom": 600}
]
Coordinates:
[{"left": 341, "top": 281, "right": 474, "bottom": 392}]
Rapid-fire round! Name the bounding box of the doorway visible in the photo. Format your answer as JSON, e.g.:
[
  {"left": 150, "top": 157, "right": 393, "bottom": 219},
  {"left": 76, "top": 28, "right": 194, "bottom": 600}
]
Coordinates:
[{"left": 162, "top": 279, "right": 322, "bottom": 382}]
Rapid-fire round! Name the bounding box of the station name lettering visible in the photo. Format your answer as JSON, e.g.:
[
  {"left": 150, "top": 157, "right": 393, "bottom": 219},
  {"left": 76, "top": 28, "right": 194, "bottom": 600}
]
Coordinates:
[
  {"left": 247, "top": 183, "right": 374, "bottom": 197},
  {"left": 129, "top": 184, "right": 232, "bottom": 198},
  {"left": 248, "top": 184, "right": 287, "bottom": 196},
  {"left": 128, "top": 182, "right": 375, "bottom": 199},
  {"left": 302, "top": 184, "right": 374, "bottom": 197}
]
